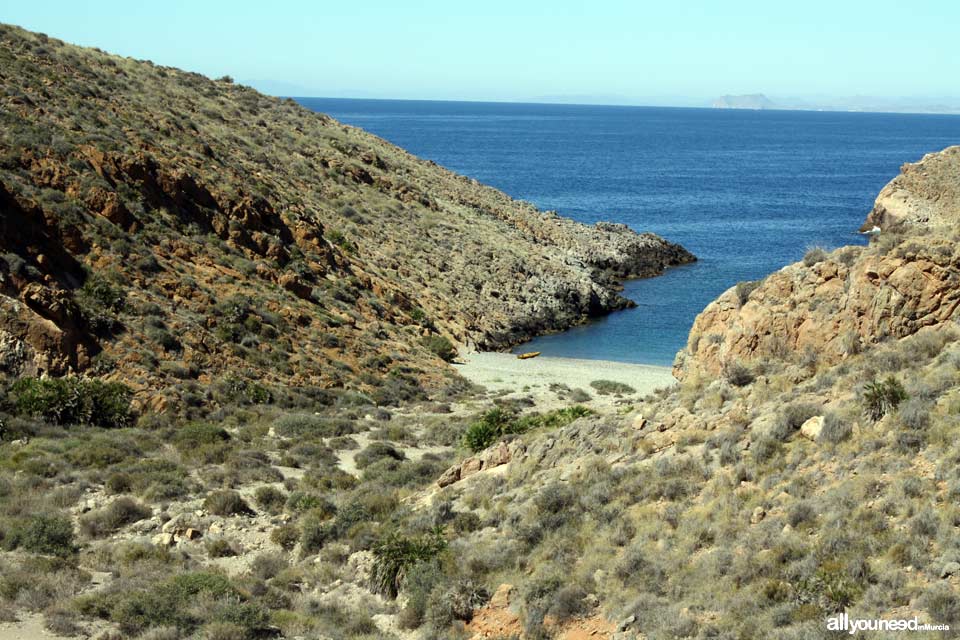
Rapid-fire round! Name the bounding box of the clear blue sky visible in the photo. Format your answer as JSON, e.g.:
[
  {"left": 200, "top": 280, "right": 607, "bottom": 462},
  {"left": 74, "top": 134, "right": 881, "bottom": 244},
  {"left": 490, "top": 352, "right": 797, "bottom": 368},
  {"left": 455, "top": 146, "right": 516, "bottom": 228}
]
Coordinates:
[{"left": 3, "top": 1, "right": 958, "bottom": 105}]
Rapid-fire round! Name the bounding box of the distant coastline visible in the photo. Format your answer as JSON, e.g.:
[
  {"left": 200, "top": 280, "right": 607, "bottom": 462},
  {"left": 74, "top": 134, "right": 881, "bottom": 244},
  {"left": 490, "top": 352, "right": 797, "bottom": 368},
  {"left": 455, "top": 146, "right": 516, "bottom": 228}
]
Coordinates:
[{"left": 291, "top": 94, "right": 960, "bottom": 117}]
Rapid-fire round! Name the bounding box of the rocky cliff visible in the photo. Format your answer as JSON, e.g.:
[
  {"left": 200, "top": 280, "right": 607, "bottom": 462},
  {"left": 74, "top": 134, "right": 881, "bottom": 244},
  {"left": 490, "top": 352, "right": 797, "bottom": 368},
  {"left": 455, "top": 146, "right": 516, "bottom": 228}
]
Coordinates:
[
  {"left": 674, "top": 146, "right": 960, "bottom": 381},
  {"left": 0, "top": 24, "right": 693, "bottom": 405}
]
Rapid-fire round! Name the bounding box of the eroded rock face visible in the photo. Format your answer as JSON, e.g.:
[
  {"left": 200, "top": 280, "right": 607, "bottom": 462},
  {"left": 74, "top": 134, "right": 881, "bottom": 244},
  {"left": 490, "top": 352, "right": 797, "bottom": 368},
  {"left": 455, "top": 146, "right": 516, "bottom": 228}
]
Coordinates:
[{"left": 675, "top": 146, "right": 960, "bottom": 381}]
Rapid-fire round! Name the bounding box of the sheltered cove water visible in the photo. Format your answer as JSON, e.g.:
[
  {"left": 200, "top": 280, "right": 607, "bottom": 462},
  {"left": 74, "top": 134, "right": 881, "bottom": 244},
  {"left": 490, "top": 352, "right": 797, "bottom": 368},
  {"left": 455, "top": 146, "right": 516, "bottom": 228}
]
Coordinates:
[{"left": 299, "top": 97, "right": 960, "bottom": 365}]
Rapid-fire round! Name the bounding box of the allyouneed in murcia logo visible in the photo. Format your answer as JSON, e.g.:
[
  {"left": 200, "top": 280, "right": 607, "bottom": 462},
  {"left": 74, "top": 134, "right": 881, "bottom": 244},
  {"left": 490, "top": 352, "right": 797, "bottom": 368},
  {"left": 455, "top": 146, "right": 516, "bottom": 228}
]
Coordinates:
[{"left": 827, "top": 612, "right": 950, "bottom": 634}]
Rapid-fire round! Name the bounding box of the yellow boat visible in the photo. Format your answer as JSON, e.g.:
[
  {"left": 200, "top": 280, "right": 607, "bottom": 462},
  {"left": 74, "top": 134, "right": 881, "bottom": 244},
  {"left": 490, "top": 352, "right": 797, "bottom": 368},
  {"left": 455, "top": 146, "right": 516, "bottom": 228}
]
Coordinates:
[{"left": 516, "top": 351, "right": 541, "bottom": 360}]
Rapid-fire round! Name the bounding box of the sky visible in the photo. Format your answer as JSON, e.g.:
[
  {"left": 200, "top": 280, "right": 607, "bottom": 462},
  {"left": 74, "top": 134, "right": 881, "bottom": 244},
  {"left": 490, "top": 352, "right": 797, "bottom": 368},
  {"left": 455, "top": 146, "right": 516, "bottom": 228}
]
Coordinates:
[{"left": 3, "top": 1, "right": 959, "bottom": 106}]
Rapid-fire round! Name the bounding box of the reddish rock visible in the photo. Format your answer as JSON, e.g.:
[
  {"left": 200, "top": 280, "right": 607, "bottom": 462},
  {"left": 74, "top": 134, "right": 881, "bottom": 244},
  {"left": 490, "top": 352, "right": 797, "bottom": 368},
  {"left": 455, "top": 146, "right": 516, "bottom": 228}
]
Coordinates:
[
  {"left": 460, "top": 457, "right": 483, "bottom": 479},
  {"left": 437, "top": 465, "right": 461, "bottom": 488}
]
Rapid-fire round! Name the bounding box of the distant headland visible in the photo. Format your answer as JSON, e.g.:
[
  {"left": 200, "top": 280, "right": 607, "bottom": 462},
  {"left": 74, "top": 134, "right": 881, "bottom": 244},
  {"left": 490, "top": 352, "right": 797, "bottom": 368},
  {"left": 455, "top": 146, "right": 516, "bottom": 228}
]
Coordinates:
[{"left": 711, "top": 94, "right": 777, "bottom": 110}]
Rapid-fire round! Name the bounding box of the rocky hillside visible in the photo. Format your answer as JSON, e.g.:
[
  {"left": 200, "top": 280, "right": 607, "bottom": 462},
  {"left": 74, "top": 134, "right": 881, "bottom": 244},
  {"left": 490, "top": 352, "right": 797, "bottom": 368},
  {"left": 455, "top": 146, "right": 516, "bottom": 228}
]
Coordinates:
[
  {"left": 415, "top": 148, "right": 960, "bottom": 638},
  {"left": 674, "top": 146, "right": 960, "bottom": 382},
  {"left": 0, "top": 24, "right": 692, "bottom": 408}
]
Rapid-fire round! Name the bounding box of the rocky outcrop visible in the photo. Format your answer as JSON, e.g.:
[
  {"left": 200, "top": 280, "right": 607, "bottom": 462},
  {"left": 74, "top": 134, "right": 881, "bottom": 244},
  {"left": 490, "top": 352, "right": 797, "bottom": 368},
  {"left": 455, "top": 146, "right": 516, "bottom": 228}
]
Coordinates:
[
  {"left": 438, "top": 440, "right": 525, "bottom": 487},
  {"left": 676, "top": 146, "right": 960, "bottom": 381},
  {"left": 861, "top": 146, "right": 960, "bottom": 231},
  {"left": 0, "top": 24, "right": 692, "bottom": 398}
]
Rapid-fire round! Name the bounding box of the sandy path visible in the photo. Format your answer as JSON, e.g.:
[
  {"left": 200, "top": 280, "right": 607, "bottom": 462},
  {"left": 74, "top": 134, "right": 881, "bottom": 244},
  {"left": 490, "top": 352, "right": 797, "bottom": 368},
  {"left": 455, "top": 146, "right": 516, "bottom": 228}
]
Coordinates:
[{"left": 454, "top": 352, "right": 675, "bottom": 409}]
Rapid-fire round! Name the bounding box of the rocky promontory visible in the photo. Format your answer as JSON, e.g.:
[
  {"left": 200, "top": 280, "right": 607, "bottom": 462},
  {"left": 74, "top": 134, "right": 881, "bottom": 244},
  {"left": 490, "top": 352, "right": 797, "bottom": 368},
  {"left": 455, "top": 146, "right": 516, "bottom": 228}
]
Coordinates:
[{"left": 675, "top": 145, "right": 960, "bottom": 380}]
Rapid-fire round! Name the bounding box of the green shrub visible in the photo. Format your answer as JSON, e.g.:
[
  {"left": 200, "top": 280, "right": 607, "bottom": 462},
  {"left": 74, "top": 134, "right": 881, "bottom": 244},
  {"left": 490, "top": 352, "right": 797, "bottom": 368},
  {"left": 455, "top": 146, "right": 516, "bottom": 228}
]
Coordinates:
[
  {"left": 270, "top": 524, "right": 299, "bottom": 551},
  {"left": 78, "top": 273, "right": 126, "bottom": 312},
  {"left": 463, "top": 408, "right": 514, "bottom": 452},
  {"left": 370, "top": 529, "right": 447, "bottom": 598},
  {"left": 9, "top": 377, "right": 132, "bottom": 427},
  {"left": 862, "top": 376, "right": 908, "bottom": 421},
  {"left": 285, "top": 491, "right": 335, "bottom": 516},
  {"left": 203, "top": 491, "right": 253, "bottom": 517},
  {"left": 20, "top": 514, "right": 76, "bottom": 556},
  {"left": 104, "top": 571, "right": 243, "bottom": 634},
  {"left": 172, "top": 423, "right": 232, "bottom": 463},
  {"left": 589, "top": 379, "right": 635, "bottom": 395},
  {"left": 299, "top": 509, "right": 335, "bottom": 556},
  {"left": 354, "top": 442, "right": 406, "bottom": 469},
  {"left": 421, "top": 335, "right": 457, "bottom": 362},
  {"left": 272, "top": 413, "right": 356, "bottom": 438},
  {"left": 253, "top": 486, "right": 286, "bottom": 514},
  {"left": 463, "top": 406, "right": 591, "bottom": 452}
]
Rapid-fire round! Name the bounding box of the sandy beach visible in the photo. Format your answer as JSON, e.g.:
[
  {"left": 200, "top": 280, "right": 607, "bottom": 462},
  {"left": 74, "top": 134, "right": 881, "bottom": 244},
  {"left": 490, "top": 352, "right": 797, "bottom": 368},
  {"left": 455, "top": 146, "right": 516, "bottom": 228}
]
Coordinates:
[{"left": 453, "top": 351, "right": 676, "bottom": 408}]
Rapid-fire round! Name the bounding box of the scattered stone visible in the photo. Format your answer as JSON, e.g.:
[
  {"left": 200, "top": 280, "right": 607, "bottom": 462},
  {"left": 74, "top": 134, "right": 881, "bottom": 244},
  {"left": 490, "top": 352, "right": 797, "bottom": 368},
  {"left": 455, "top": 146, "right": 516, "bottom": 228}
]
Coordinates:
[{"left": 751, "top": 506, "right": 766, "bottom": 524}]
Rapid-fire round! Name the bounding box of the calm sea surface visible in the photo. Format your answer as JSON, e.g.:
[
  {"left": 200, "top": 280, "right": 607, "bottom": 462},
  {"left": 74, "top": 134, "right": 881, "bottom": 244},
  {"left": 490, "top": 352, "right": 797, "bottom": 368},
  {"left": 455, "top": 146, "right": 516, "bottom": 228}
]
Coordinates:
[{"left": 297, "top": 98, "right": 960, "bottom": 366}]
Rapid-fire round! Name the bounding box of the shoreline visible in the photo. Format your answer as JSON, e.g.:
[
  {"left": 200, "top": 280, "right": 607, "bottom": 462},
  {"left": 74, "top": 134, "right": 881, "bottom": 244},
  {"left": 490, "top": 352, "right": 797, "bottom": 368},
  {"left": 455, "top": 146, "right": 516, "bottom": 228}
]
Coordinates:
[{"left": 453, "top": 351, "right": 676, "bottom": 408}]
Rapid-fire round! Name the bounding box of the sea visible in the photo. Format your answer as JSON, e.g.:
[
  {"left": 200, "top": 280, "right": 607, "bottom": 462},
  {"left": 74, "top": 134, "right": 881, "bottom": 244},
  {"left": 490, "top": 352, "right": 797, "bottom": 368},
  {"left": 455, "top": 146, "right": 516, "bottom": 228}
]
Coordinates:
[{"left": 296, "top": 98, "right": 960, "bottom": 366}]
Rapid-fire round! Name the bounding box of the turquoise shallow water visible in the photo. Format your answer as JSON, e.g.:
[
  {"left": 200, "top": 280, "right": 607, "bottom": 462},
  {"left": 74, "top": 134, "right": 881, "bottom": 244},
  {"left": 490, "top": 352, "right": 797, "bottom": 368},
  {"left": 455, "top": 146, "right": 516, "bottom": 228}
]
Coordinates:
[{"left": 297, "top": 98, "right": 960, "bottom": 366}]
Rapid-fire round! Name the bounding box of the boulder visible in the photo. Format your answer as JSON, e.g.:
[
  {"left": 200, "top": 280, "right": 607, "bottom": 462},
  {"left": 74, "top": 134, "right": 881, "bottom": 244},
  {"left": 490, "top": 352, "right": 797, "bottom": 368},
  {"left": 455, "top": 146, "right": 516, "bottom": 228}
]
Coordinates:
[
  {"left": 460, "top": 456, "right": 483, "bottom": 479},
  {"left": 800, "top": 416, "right": 824, "bottom": 442},
  {"left": 490, "top": 583, "right": 513, "bottom": 608},
  {"left": 480, "top": 441, "right": 511, "bottom": 468}
]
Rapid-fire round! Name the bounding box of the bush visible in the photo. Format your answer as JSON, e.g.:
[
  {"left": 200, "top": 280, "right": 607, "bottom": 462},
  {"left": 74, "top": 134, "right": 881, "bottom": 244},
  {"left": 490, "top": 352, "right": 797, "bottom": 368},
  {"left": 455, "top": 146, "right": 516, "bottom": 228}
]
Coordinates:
[
  {"left": 80, "top": 498, "right": 151, "bottom": 537},
  {"left": 735, "top": 280, "right": 761, "bottom": 305},
  {"left": 722, "top": 361, "right": 754, "bottom": 387},
  {"left": 299, "top": 509, "right": 335, "bottom": 556},
  {"left": 862, "top": 376, "right": 908, "bottom": 421},
  {"left": 9, "top": 377, "right": 132, "bottom": 427},
  {"left": 173, "top": 423, "right": 232, "bottom": 462},
  {"left": 818, "top": 412, "right": 852, "bottom": 444},
  {"left": 921, "top": 583, "right": 960, "bottom": 628},
  {"left": 272, "top": 413, "right": 356, "bottom": 438},
  {"left": 206, "top": 539, "right": 238, "bottom": 558},
  {"left": 463, "top": 407, "right": 514, "bottom": 452},
  {"left": 354, "top": 442, "right": 405, "bottom": 469},
  {"left": 370, "top": 529, "right": 447, "bottom": 598},
  {"left": 254, "top": 486, "right": 286, "bottom": 514},
  {"left": 899, "top": 398, "right": 931, "bottom": 430},
  {"left": 462, "top": 406, "right": 591, "bottom": 453},
  {"left": 589, "top": 380, "right": 635, "bottom": 395},
  {"left": 270, "top": 524, "right": 299, "bottom": 551},
  {"left": 203, "top": 491, "right": 254, "bottom": 517},
  {"left": 20, "top": 514, "right": 75, "bottom": 556},
  {"left": 803, "top": 246, "right": 829, "bottom": 267},
  {"left": 772, "top": 402, "right": 819, "bottom": 440},
  {"left": 421, "top": 335, "right": 457, "bottom": 362},
  {"left": 285, "top": 491, "right": 334, "bottom": 515},
  {"left": 103, "top": 571, "right": 246, "bottom": 634}
]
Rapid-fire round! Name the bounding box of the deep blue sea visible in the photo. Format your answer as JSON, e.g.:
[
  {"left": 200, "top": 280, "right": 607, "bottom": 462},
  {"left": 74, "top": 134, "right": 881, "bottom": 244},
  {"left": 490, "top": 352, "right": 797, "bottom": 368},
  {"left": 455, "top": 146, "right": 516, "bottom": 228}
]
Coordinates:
[{"left": 297, "top": 98, "right": 960, "bottom": 366}]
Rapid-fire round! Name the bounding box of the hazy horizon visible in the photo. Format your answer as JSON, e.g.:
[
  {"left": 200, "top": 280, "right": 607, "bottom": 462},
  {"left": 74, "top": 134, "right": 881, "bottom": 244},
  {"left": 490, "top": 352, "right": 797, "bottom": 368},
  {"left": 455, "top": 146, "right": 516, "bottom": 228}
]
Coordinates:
[{"left": 3, "top": 1, "right": 959, "bottom": 111}]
